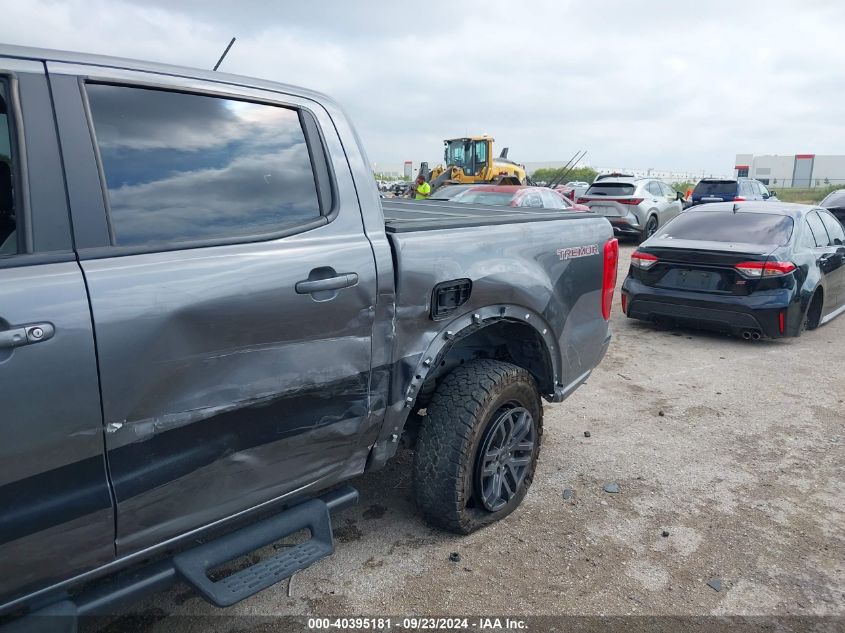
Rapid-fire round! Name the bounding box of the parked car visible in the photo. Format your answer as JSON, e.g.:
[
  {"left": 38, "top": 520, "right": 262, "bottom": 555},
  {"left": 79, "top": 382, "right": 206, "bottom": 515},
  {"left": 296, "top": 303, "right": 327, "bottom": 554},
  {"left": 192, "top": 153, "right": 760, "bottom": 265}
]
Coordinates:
[
  {"left": 555, "top": 181, "right": 589, "bottom": 201},
  {"left": 0, "top": 45, "right": 616, "bottom": 623},
  {"left": 819, "top": 189, "right": 845, "bottom": 226},
  {"left": 452, "top": 185, "right": 587, "bottom": 210},
  {"left": 554, "top": 184, "right": 576, "bottom": 200},
  {"left": 689, "top": 177, "right": 777, "bottom": 207},
  {"left": 621, "top": 202, "right": 845, "bottom": 339},
  {"left": 594, "top": 172, "right": 634, "bottom": 181},
  {"left": 390, "top": 181, "right": 410, "bottom": 196},
  {"left": 577, "top": 177, "right": 683, "bottom": 240}
]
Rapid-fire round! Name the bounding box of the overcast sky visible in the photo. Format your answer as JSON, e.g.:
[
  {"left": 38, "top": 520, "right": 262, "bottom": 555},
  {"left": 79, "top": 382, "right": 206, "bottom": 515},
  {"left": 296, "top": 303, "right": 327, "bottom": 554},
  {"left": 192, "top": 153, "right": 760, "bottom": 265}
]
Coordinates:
[{"left": 2, "top": 0, "right": 843, "bottom": 174}]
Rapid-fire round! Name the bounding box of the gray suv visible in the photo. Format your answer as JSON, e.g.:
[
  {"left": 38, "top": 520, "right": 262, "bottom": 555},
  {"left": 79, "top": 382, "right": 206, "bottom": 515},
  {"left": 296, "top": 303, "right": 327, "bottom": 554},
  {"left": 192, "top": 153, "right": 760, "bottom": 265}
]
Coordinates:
[{"left": 578, "top": 177, "right": 683, "bottom": 241}]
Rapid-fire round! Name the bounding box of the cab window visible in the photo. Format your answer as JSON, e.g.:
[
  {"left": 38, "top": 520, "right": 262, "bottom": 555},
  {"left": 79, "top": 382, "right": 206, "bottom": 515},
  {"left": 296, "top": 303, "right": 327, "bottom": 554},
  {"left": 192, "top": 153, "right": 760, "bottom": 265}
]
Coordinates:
[
  {"left": 475, "top": 141, "right": 487, "bottom": 164},
  {"left": 0, "top": 80, "right": 17, "bottom": 256},
  {"left": 86, "top": 83, "right": 322, "bottom": 248}
]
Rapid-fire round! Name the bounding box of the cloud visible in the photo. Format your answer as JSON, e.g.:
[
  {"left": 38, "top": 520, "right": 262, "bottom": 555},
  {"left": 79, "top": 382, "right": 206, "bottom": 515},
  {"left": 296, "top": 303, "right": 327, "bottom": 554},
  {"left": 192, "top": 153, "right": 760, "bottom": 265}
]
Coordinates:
[
  {"left": 2, "top": 0, "right": 844, "bottom": 174},
  {"left": 107, "top": 146, "right": 320, "bottom": 246},
  {"left": 84, "top": 83, "right": 322, "bottom": 245}
]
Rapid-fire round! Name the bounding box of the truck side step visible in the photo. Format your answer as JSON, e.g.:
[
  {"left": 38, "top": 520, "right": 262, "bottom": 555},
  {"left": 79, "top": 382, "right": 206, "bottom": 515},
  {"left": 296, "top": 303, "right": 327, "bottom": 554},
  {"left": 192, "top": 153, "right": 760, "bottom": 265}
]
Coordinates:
[{"left": 173, "top": 497, "right": 338, "bottom": 607}]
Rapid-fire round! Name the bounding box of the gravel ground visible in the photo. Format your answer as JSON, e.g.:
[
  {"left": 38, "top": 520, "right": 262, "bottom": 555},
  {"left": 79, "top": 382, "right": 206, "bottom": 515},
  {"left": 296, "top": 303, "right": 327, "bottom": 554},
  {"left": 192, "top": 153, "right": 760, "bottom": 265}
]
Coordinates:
[{"left": 100, "top": 243, "right": 845, "bottom": 630}]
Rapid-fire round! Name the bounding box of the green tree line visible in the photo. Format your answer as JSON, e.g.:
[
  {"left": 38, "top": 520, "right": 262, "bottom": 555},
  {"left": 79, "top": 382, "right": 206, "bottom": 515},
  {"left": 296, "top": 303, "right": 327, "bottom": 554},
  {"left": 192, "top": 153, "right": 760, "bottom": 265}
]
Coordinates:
[{"left": 531, "top": 166, "right": 598, "bottom": 184}]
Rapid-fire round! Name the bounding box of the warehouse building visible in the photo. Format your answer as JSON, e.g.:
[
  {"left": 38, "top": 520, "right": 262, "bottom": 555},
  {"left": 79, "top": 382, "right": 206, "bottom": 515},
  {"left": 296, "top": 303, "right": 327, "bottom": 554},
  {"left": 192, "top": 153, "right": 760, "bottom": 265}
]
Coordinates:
[{"left": 734, "top": 154, "right": 845, "bottom": 188}]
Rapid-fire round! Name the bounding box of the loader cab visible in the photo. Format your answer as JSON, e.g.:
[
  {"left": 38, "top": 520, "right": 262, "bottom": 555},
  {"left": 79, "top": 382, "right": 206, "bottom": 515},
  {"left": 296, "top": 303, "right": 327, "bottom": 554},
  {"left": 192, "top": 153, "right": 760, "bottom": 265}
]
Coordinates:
[{"left": 444, "top": 137, "right": 492, "bottom": 178}]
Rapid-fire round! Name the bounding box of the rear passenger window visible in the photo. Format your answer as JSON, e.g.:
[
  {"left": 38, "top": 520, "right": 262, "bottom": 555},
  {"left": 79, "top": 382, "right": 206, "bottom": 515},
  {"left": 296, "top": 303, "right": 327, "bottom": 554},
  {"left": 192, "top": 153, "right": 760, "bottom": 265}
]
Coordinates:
[
  {"left": 799, "top": 221, "right": 817, "bottom": 249},
  {"left": 0, "top": 80, "right": 18, "bottom": 256},
  {"left": 806, "top": 212, "right": 830, "bottom": 246},
  {"left": 819, "top": 210, "right": 845, "bottom": 245},
  {"left": 86, "top": 84, "right": 322, "bottom": 248},
  {"left": 540, "top": 189, "right": 565, "bottom": 209}
]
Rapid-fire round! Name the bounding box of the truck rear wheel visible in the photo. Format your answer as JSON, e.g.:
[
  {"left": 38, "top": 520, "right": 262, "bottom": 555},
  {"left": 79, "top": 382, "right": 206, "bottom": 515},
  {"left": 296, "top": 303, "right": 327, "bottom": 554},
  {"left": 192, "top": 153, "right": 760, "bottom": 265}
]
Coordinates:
[{"left": 413, "top": 359, "right": 542, "bottom": 534}]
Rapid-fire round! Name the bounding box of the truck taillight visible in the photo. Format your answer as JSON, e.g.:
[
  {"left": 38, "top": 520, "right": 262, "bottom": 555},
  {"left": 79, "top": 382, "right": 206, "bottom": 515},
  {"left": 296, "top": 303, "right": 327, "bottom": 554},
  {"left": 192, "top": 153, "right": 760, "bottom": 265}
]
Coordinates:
[
  {"left": 602, "top": 238, "right": 619, "bottom": 320},
  {"left": 734, "top": 261, "right": 796, "bottom": 278},
  {"left": 621, "top": 293, "right": 628, "bottom": 314},
  {"left": 631, "top": 251, "right": 658, "bottom": 270}
]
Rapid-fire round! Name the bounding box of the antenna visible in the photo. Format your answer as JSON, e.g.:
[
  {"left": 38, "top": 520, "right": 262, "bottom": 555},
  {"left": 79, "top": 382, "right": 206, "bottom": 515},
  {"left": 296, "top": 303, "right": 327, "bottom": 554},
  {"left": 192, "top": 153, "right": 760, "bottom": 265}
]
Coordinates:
[{"left": 213, "top": 37, "right": 236, "bottom": 71}]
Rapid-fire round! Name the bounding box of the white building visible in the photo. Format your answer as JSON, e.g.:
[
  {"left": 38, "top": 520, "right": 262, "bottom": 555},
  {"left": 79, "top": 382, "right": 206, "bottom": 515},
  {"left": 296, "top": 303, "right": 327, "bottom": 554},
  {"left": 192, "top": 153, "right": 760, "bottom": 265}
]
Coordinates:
[
  {"left": 522, "top": 162, "right": 729, "bottom": 184},
  {"left": 734, "top": 154, "right": 845, "bottom": 188}
]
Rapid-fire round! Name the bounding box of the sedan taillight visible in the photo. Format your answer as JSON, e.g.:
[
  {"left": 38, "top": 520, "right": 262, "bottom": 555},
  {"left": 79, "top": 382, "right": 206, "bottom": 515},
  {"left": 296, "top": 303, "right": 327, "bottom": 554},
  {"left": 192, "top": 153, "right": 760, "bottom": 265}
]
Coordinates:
[
  {"left": 631, "top": 251, "right": 659, "bottom": 270},
  {"left": 734, "top": 261, "right": 796, "bottom": 278}
]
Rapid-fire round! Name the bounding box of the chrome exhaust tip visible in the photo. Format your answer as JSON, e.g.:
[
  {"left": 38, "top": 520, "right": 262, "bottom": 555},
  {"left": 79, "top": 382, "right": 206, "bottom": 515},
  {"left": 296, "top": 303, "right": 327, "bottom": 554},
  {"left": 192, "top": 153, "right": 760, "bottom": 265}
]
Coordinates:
[{"left": 742, "top": 330, "right": 752, "bottom": 340}]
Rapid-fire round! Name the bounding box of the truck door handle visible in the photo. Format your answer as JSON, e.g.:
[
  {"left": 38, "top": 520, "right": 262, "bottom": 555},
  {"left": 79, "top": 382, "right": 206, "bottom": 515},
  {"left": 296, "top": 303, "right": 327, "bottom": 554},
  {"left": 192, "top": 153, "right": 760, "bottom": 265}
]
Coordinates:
[
  {"left": 295, "top": 273, "right": 359, "bottom": 294},
  {"left": 0, "top": 323, "right": 55, "bottom": 349}
]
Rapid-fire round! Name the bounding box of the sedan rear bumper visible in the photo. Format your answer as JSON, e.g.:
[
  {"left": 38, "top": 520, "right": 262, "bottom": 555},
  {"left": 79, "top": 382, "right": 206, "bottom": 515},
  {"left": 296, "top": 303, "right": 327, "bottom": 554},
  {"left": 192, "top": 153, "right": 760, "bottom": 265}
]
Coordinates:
[
  {"left": 621, "top": 277, "right": 802, "bottom": 338},
  {"left": 608, "top": 219, "right": 642, "bottom": 237}
]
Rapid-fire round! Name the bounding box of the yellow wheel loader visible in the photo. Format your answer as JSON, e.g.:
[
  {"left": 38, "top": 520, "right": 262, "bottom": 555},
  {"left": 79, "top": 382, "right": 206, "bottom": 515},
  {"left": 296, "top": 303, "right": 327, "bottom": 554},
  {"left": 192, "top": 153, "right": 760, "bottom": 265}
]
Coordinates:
[{"left": 421, "top": 136, "right": 527, "bottom": 191}]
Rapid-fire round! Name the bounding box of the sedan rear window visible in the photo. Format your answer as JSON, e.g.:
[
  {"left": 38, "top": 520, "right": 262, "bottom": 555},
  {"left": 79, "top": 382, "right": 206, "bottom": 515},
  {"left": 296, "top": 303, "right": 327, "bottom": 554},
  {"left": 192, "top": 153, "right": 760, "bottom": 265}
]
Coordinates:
[
  {"left": 584, "top": 183, "right": 635, "bottom": 196},
  {"left": 693, "top": 180, "right": 738, "bottom": 197},
  {"left": 658, "top": 212, "right": 794, "bottom": 246}
]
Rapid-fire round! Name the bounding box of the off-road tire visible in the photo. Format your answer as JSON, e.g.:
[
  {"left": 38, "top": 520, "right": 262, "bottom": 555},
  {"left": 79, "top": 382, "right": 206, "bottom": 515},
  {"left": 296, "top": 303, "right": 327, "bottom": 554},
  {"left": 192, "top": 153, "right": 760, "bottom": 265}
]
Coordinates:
[{"left": 413, "top": 359, "right": 543, "bottom": 534}]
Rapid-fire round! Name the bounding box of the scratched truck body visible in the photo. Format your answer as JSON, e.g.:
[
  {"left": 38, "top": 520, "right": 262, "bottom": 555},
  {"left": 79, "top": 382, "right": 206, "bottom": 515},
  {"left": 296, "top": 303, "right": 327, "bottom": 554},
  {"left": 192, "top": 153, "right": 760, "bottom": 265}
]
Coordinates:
[{"left": 0, "top": 44, "right": 615, "bottom": 621}]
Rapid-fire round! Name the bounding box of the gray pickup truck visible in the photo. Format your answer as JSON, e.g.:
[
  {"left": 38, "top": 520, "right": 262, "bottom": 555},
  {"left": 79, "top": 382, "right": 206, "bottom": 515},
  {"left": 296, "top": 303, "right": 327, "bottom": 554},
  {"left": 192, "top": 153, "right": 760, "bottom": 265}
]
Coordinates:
[{"left": 0, "top": 44, "right": 615, "bottom": 623}]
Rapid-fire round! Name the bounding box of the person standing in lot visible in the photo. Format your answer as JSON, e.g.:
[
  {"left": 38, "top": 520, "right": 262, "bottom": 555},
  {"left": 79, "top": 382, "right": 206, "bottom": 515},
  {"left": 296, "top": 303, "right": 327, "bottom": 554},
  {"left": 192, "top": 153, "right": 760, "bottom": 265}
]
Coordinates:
[{"left": 414, "top": 175, "right": 431, "bottom": 200}]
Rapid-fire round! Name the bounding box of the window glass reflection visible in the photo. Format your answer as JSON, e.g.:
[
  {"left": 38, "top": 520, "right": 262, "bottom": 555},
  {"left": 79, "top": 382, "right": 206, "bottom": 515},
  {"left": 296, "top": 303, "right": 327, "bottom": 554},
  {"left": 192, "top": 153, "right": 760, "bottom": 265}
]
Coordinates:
[{"left": 87, "top": 84, "right": 321, "bottom": 247}]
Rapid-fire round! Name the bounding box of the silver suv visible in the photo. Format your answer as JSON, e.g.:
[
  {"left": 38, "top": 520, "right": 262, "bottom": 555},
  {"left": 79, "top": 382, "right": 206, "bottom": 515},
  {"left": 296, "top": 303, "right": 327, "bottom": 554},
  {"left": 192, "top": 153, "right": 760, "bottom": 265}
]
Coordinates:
[{"left": 578, "top": 177, "right": 683, "bottom": 241}]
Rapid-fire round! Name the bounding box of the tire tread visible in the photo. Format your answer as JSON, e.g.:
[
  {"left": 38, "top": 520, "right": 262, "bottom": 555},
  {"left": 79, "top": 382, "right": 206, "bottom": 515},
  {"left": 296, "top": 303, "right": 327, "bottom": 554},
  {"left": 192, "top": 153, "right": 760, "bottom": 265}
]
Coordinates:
[{"left": 412, "top": 359, "right": 542, "bottom": 534}]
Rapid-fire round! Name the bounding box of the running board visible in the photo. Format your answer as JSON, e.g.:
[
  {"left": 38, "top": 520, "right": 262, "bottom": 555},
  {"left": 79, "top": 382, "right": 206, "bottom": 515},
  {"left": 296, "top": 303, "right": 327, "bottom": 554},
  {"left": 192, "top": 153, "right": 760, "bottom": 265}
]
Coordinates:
[{"left": 173, "top": 495, "right": 342, "bottom": 607}]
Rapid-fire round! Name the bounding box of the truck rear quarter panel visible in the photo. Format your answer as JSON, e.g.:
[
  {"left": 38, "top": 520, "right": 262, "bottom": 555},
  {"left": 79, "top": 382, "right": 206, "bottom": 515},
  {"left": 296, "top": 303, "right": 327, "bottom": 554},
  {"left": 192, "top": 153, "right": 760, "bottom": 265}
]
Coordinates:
[{"left": 388, "top": 216, "right": 614, "bottom": 397}]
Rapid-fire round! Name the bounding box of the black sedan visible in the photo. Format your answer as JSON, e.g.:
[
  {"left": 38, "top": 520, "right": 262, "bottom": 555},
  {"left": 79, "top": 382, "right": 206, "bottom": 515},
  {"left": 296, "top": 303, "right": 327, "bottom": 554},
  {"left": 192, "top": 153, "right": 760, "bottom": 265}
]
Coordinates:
[
  {"left": 621, "top": 202, "right": 845, "bottom": 339},
  {"left": 820, "top": 189, "right": 845, "bottom": 227}
]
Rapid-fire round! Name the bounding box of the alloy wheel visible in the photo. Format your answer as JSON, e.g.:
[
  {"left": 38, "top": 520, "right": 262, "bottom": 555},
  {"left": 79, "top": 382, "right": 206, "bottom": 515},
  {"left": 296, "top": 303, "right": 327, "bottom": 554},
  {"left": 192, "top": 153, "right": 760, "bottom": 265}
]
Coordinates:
[{"left": 475, "top": 405, "right": 536, "bottom": 512}]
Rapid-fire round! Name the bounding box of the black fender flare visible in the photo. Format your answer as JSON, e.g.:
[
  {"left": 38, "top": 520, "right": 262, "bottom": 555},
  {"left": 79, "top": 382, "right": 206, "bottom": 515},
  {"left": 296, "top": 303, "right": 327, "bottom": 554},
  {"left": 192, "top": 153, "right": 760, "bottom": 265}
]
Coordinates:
[{"left": 365, "top": 304, "right": 561, "bottom": 471}]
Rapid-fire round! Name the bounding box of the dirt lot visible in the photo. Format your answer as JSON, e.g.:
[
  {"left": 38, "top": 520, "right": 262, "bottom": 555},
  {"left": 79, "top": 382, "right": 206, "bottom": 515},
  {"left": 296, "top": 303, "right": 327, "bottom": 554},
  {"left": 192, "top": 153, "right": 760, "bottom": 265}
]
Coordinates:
[{"left": 106, "top": 243, "right": 845, "bottom": 629}]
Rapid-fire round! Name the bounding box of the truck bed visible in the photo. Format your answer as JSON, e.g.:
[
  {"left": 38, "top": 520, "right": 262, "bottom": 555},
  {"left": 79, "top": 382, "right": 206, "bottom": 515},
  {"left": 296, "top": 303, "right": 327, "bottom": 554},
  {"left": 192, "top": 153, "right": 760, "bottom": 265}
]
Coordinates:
[{"left": 381, "top": 198, "right": 589, "bottom": 233}]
